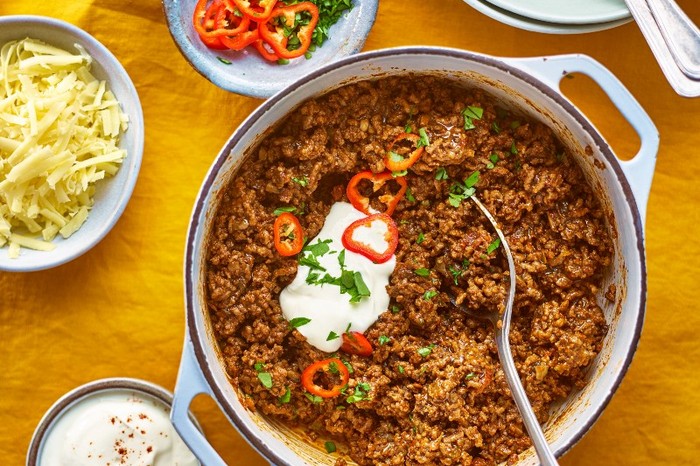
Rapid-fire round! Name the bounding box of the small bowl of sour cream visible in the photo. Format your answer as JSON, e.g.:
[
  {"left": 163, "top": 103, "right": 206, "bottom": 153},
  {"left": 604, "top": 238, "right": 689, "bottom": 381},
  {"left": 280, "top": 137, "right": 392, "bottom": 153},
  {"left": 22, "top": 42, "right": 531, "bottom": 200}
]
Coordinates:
[{"left": 27, "top": 378, "right": 199, "bottom": 466}]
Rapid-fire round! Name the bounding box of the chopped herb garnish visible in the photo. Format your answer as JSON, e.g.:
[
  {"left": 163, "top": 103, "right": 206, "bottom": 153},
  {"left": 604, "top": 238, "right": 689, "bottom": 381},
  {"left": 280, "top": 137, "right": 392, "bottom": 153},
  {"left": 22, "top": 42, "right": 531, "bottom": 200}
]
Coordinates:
[
  {"left": 303, "top": 238, "right": 332, "bottom": 256},
  {"left": 341, "top": 358, "right": 354, "bottom": 374},
  {"left": 217, "top": 57, "right": 232, "bottom": 65},
  {"left": 462, "top": 106, "right": 484, "bottom": 130},
  {"left": 289, "top": 317, "right": 311, "bottom": 329},
  {"left": 279, "top": 386, "right": 291, "bottom": 404},
  {"left": 510, "top": 141, "right": 518, "bottom": 155},
  {"left": 392, "top": 169, "right": 408, "bottom": 178},
  {"left": 486, "top": 237, "right": 501, "bottom": 254},
  {"left": 328, "top": 360, "right": 340, "bottom": 374},
  {"left": 491, "top": 121, "right": 500, "bottom": 133},
  {"left": 391, "top": 305, "right": 400, "bottom": 314},
  {"left": 414, "top": 268, "right": 430, "bottom": 277},
  {"left": 404, "top": 123, "right": 412, "bottom": 133},
  {"left": 378, "top": 335, "right": 390, "bottom": 345},
  {"left": 273, "top": 206, "right": 296, "bottom": 216},
  {"left": 435, "top": 167, "right": 448, "bottom": 181},
  {"left": 448, "top": 171, "right": 480, "bottom": 208},
  {"left": 257, "top": 372, "right": 273, "bottom": 389},
  {"left": 254, "top": 362, "right": 265, "bottom": 372},
  {"left": 448, "top": 264, "right": 462, "bottom": 285},
  {"left": 487, "top": 153, "right": 499, "bottom": 169},
  {"left": 309, "top": 0, "right": 354, "bottom": 48},
  {"left": 406, "top": 187, "right": 416, "bottom": 202},
  {"left": 327, "top": 331, "right": 340, "bottom": 341},
  {"left": 346, "top": 382, "right": 371, "bottom": 404},
  {"left": 510, "top": 120, "right": 521, "bottom": 130},
  {"left": 398, "top": 364, "right": 405, "bottom": 374},
  {"left": 423, "top": 290, "right": 438, "bottom": 301},
  {"left": 417, "top": 127, "right": 430, "bottom": 148},
  {"left": 465, "top": 372, "right": 476, "bottom": 380},
  {"left": 325, "top": 441, "right": 337, "bottom": 453},
  {"left": 417, "top": 344, "right": 435, "bottom": 357},
  {"left": 303, "top": 244, "right": 370, "bottom": 303},
  {"left": 292, "top": 176, "right": 309, "bottom": 187},
  {"left": 416, "top": 232, "right": 425, "bottom": 244},
  {"left": 305, "top": 392, "right": 324, "bottom": 404}
]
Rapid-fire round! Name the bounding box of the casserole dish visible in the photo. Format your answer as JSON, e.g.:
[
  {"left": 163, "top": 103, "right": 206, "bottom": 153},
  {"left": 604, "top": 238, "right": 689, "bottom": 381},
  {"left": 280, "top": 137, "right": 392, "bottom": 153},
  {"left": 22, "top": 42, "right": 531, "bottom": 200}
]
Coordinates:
[{"left": 171, "top": 47, "right": 658, "bottom": 465}]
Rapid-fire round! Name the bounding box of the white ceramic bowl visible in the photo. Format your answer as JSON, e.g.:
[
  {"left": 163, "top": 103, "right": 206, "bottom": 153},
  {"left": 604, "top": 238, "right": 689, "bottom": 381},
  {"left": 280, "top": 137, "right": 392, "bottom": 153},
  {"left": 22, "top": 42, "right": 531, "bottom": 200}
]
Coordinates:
[
  {"left": 463, "top": 0, "right": 632, "bottom": 34},
  {"left": 171, "top": 47, "right": 658, "bottom": 465},
  {"left": 26, "top": 378, "right": 200, "bottom": 466},
  {"left": 0, "top": 16, "right": 144, "bottom": 272},
  {"left": 162, "top": 0, "right": 378, "bottom": 98}
]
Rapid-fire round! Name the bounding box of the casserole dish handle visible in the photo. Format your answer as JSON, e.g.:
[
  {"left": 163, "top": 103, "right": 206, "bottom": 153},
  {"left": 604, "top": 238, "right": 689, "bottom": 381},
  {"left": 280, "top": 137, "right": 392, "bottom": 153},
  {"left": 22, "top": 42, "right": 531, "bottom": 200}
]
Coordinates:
[
  {"left": 171, "top": 336, "right": 229, "bottom": 466},
  {"left": 509, "top": 54, "right": 659, "bottom": 223}
]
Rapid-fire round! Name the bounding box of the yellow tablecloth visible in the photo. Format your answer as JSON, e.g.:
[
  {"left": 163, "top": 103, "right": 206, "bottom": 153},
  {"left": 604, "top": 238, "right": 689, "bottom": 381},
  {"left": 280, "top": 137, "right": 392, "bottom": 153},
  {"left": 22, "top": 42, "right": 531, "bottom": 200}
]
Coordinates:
[{"left": 1, "top": 0, "right": 699, "bottom": 464}]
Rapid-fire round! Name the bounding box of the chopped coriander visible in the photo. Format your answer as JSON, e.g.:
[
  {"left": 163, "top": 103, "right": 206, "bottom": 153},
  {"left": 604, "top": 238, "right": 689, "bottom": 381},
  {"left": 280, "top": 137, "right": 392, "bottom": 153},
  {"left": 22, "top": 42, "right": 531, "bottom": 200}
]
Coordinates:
[
  {"left": 289, "top": 317, "right": 311, "bottom": 329},
  {"left": 341, "top": 359, "right": 354, "bottom": 374},
  {"left": 278, "top": 386, "right": 291, "bottom": 404},
  {"left": 391, "top": 305, "right": 400, "bottom": 314},
  {"left": 486, "top": 237, "right": 501, "bottom": 254},
  {"left": 406, "top": 187, "right": 416, "bottom": 202},
  {"left": 338, "top": 248, "right": 346, "bottom": 267},
  {"left": 254, "top": 362, "right": 265, "bottom": 372},
  {"left": 327, "top": 331, "right": 340, "bottom": 341},
  {"left": 417, "top": 344, "right": 435, "bottom": 357},
  {"left": 465, "top": 171, "right": 480, "bottom": 188},
  {"left": 292, "top": 176, "right": 309, "bottom": 187},
  {"left": 491, "top": 121, "right": 500, "bottom": 133},
  {"left": 346, "top": 382, "right": 371, "bottom": 404},
  {"left": 487, "top": 153, "right": 499, "bottom": 169},
  {"left": 324, "top": 441, "right": 337, "bottom": 453},
  {"left": 378, "top": 335, "right": 390, "bottom": 345},
  {"left": 448, "top": 171, "right": 479, "bottom": 208},
  {"left": 404, "top": 123, "right": 412, "bottom": 133},
  {"left": 352, "top": 272, "right": 371, "bottom": 301},
  {"left": 510, "top": 120, "right": 521, "bottom": 129},
  {"left": 417, "top": 127, "right": 430, "bottom": 148},
  {"left": 510, "top": 141, "right": 518, "bottom": 155},
  {"left": 414, "top": 268, "right": 430, "bottom": 277},
  {"left": 465, "top": 372, "right": 476, "bottom": 380},
  {"left": 273, "top": 206, "right": 296, "bottom": 216},
  {"left": 398, "top": 364, "right": 405, "bottom": 374},
  {"left": 448, "top": 264, "right": 462, "bottom": 285},
  {"left": 435, "top": 167, "right": 448, "bottom": 181},
  {"left": 305, "top": 392, "right": 324, "bottom": 404},
  {"left": 309, "top": 0, "right": 354, "bottom": 48},
  {"left": 462, "top": 106, "right": 484, "bottom": 130},
  {"left": 257, "top": 372, "right": 273, "bottom": 389},
  {"left": 328, "top": 360, "right": 340, "bottom": 374},
  {"left": 416, "top": 232, "right": 425, "bottom": 244},
  {"left": 217, "top": 57, "right": 232, "bottom": 65},
  {"left": 423, "top": 290, "right": 438, "bottom": 301},
  {"left": 303, "top": 238, "right": 332, "bottom": 256}
]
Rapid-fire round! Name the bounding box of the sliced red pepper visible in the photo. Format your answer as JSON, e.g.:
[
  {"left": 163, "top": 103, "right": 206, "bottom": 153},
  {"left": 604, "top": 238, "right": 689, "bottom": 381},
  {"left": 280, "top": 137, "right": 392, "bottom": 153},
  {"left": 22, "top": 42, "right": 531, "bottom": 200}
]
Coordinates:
[
  {"left": 273, "top": 212, "right": 303, "bottom": 257},
  {"left": 342, "top": 213, "right": 399, "bottom": 264},
  {"left": 385, "top": 133, "right": 425, "bottom": 172},
  {"left": 194, "top": 0, "right": 249, "bottom": 39},
  {"left": 259, "top": 2, "right": 319, "bottom": 60},
  {"left": 301, "top": 358, "right": 350, "bottom": 398},
  {"left": 228, "top": 0, "right": 277, "bottom": 22},
  {"left": 346, "top": 171, "right": 408, "bottom": 216},
  {"left": 253, "top": 39, "right": 279, "bottom": 61},
  {"left": 340, "top": 332, "right": 373, "bottom": 357},
  {"left": 220, "top": 24, "right": 259, "bottom": 51}
]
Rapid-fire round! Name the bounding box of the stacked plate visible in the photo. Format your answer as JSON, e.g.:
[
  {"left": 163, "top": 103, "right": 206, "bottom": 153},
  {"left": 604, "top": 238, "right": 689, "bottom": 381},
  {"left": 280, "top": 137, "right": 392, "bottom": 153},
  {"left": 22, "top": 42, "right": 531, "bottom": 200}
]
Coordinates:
[{"left": 463, "top": 0, "right": 632, "bottom": 34}]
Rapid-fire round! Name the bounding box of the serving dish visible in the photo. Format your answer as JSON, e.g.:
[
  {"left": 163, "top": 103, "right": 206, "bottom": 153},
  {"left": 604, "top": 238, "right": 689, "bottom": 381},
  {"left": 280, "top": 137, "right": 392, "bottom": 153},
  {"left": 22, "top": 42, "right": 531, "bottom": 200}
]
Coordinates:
[
  {"left": 162, "top": 0, "right": 379, "bottom": 98},
  {"left": 485, "top": 0, "right": 630, "bottom": 25},
  {"left": 462, "top": 0, "right": 633, "bottom": 34},
  {"left": 0, "top": 15, "right": 144, "bottom": 273},
  {"left": 27, "top": 378, "right": 199, "bottom": 466},
  {"left": 171, "top": 47, "right": 658, "bottom": 465}
]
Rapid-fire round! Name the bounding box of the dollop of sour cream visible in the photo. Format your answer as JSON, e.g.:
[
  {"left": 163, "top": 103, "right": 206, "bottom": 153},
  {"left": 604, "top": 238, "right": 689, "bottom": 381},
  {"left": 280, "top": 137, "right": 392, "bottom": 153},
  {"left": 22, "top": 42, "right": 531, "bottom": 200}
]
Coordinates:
[
  {"left": 280, "top": 202, "right": 396, "bottom": 352},
  {"left": 40, "top": 390, "right": 198, "bottom": 466}
]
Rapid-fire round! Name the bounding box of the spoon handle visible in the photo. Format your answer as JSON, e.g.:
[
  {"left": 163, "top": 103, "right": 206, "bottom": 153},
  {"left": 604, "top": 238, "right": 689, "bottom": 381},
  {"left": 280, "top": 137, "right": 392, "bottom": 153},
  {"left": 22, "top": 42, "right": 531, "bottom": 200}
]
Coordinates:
[
  {"left": 646, "top": 0, "right": 700, "bottom": 80},
  {"left": 470, "top": 196, "right": 559, "bottom": 466}
]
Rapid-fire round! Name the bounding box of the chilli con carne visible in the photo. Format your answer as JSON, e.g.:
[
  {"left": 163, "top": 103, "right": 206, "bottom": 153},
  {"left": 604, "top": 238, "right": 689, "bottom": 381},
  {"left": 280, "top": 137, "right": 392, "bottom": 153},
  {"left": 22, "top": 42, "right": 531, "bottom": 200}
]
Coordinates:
[{"left": 205, "top": 76, "right": 613, "bottom": 465}]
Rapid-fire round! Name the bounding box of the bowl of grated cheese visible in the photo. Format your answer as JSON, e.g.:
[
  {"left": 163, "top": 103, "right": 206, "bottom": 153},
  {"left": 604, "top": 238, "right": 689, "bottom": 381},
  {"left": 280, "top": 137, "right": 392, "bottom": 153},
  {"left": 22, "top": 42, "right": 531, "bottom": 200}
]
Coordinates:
[{"left": 0, "top": 16, "right": 144, "bottom": 272}]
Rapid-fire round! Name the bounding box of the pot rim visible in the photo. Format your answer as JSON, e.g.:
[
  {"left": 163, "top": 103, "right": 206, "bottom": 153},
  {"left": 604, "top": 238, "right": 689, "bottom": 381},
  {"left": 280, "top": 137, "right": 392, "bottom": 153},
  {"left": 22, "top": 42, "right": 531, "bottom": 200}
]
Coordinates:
[{"left": 184, "top": 46, "right": 647, "bottom": 464}]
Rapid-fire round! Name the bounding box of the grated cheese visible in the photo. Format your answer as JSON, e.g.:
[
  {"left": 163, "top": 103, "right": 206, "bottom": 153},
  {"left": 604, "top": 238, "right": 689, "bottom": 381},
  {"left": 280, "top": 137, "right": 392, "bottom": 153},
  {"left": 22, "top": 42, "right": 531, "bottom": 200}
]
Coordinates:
[{"left": 0, "top": 38, "right": 128, "bottom": 258}]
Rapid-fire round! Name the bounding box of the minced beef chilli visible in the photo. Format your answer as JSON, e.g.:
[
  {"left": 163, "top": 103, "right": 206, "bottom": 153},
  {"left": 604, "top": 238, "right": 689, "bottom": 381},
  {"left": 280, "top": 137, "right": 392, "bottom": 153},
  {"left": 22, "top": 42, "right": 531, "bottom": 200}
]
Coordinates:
[{"left": 205, "top": 76, "right": 613, "bottom": 465}]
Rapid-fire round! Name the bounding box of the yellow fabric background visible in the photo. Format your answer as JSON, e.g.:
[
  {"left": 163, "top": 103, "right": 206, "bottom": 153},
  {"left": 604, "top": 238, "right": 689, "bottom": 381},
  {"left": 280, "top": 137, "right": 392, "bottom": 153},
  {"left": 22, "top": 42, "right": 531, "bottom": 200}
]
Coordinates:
[{"left": 1, "top": 0, "right": 699, "bottom": 464}]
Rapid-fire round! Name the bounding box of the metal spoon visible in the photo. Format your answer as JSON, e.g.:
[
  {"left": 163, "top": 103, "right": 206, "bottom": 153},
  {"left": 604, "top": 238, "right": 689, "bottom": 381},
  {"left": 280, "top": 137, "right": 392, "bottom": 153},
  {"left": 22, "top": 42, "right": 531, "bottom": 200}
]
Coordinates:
[{"left": 450, "top": 195, "right": 559, "bottom": 466}]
